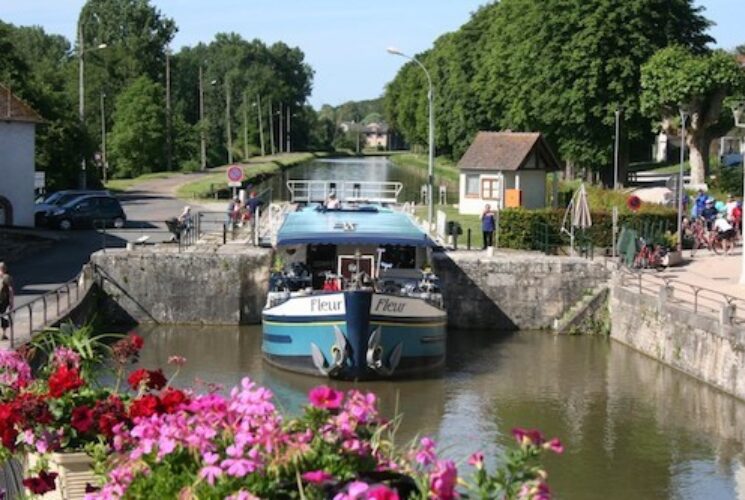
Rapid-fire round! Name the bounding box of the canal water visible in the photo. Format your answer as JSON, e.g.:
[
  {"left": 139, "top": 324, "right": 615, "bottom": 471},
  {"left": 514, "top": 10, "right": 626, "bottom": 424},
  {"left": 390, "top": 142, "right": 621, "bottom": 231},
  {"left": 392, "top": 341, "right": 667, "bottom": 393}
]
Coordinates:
[
  {"left": 137, "top": 325, "right": 745, "bottom": 500},
  {"left": 255, "top": 156, "right": 439, "bottom": 203}
]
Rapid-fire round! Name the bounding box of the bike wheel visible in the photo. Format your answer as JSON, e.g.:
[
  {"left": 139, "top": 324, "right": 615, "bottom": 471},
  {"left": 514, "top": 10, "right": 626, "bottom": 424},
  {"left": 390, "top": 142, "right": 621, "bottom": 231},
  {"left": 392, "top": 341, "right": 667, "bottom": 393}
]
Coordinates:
[{"left": 710, "top": 238, "right": 722, "bottom": 255}]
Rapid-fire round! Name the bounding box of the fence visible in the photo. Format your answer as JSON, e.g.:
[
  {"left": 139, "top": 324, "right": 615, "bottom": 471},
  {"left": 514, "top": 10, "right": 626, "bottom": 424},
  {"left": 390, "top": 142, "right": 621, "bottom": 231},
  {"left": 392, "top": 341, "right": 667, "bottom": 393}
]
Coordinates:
[
  {"left": 5, "top": 271, "right": 91, "bottom": 348},
  {"left": 614, "top": 263, "right": 745, "bottom": 325}
]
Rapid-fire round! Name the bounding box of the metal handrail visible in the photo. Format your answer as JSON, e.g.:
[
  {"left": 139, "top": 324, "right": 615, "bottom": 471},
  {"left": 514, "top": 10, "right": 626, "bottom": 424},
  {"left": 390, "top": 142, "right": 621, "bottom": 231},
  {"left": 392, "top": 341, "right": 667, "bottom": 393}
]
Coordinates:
[
  {"left": 615, "top": 263, "right": 745, "bottom": 324},
  {"left": 5, "top": 271, "right": 89, "bottom": 348},
  {"left": 286, "top": 180, "right": 403, "bottom": 204}
]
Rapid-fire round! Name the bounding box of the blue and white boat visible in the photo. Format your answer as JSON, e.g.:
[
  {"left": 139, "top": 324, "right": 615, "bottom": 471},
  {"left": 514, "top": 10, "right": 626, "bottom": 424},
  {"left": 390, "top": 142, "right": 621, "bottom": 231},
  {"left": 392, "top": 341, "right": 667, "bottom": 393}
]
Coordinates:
[{"left": 262, "top": 180, "right": 446, "bottom": 380}]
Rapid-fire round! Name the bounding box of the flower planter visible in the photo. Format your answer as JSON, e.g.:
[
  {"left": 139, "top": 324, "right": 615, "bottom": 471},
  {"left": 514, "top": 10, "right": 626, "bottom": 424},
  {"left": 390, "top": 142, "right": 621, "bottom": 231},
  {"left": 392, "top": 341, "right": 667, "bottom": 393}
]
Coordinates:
[{"left": 26, "top": 452, "right": 95, "bottom": 500}]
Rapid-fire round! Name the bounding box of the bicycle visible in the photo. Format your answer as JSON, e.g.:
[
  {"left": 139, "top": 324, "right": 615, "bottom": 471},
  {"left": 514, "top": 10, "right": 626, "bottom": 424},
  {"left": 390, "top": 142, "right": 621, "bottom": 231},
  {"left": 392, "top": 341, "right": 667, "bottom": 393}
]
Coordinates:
[
  {"left": 689, "top": 218, "right": 723, "bottom": 255},
  {"left": 633, "top": 237, "right": 667, "bottom": 270}
]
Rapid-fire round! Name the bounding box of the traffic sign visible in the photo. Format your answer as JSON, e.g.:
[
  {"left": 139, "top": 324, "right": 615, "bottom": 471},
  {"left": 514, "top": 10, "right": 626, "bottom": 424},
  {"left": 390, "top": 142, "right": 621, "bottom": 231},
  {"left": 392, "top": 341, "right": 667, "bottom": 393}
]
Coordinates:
[{"left": 227, "top": 165, "right": 244, "bottom": 187}]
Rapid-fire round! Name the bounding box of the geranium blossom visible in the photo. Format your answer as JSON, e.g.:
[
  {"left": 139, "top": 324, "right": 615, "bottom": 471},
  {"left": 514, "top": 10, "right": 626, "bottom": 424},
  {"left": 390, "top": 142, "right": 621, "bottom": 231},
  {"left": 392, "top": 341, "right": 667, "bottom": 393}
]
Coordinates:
[
  {"left": 308, "top": 385, "right": 344, "bottom": 409},
  {"left": 430, "top": 460, "right": 458, "bottom": 499},
  {"left": 0, "top": 349, "right": 32, "bottom": 390},
  {"left": 47, "top": 365, "right": 84, "bottom": 397},
  {"left": 301, "top": 470, "right": 333, "bottom": 484}
]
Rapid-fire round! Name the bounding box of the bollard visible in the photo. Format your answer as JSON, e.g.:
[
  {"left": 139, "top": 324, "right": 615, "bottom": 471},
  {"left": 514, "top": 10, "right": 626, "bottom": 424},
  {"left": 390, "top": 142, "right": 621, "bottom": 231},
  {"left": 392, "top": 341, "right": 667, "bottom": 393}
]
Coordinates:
[
  {"left": 453, "top": 233, "right": 458, "bottom": 250},
  {"left": 223, "top": 224, "right": 227, "bottom": 245},
  {"left": 467, "top": 228, "right": 471, "bottom": 250},
  {"left": 720, "top": 303, "right": 736, "bottom": 326}
]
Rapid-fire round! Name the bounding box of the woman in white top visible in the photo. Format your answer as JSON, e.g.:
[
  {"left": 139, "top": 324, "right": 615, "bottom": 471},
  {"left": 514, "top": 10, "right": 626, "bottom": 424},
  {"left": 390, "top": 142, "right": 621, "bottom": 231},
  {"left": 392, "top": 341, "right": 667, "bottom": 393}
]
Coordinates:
[{"left": 714, "top": 212, "right": 735, "bottom": 255}]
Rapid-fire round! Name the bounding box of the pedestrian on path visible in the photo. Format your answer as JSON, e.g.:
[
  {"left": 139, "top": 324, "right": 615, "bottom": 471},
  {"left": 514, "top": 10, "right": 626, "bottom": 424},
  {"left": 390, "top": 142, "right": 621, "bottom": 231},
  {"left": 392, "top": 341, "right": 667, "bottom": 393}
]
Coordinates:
[
  {"left": 481, "top": 204, "right": 496, "bottom": 249},
  {"left": 0, "top": 262, "right": 14, "bottom": 340}
]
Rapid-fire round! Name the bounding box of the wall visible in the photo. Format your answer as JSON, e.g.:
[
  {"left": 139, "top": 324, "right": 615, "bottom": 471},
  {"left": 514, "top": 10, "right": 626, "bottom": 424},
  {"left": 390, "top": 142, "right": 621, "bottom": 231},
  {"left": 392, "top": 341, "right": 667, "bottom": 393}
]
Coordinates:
[
  {"left": 0, "top": 121, "right": 35, "bottom": 227},
  {"left": 610, "top": 281, "right": 745, "bottom": 402},
  {"left": 433, "top": 251, "right": 609, "bottom": 330},
  {"left": 459, "top": 170, "right": 504, "bottom": 215},
  {"left": 91, "top": 247, "right": 272, "bottom": 325},
  {"left": 516, "top": 170, "right": 547, "bottom": 209}
]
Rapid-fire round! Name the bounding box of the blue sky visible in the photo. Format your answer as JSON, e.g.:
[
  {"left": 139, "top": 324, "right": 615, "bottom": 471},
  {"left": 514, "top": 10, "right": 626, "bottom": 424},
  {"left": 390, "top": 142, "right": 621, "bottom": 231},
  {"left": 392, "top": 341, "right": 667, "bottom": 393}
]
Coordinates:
[{"left": 1, "top": 0, "right": 743, "bottom": 108}]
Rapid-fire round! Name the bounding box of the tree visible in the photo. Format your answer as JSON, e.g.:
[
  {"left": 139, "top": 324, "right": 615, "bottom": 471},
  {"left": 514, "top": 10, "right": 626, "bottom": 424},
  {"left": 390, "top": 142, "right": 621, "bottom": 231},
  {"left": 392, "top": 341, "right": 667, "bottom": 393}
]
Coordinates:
[
  {"left": 641, "top": 46, "right": 745, "bottom": 184},
  {"left": 108, "top": 76, "right": 166, "bottom": 177}
]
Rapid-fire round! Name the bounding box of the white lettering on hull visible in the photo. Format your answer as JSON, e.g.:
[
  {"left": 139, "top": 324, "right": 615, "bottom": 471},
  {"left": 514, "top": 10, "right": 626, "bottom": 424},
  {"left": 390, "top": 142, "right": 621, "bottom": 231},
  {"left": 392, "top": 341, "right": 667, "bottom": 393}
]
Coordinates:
[
  {"left": 310, "top": 298, "right": 343, "bottom": 313},
  {"left": 374, "top": 298, "right": 406, "bottom": 313}
]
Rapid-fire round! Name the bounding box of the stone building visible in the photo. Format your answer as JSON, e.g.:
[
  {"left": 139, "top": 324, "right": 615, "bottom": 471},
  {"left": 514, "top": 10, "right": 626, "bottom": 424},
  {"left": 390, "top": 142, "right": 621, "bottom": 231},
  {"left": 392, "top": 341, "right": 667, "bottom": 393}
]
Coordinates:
[
  {"left": 457, "top": 131, "right": 561, "bottom": 214},
  {"left": 0, "top": 84, "right": 44, "bottom": 226}
]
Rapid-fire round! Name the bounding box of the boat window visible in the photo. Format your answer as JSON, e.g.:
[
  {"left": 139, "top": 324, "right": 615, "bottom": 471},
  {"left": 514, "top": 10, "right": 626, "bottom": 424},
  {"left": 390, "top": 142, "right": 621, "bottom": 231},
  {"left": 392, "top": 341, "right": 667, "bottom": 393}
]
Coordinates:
[{"left": 380, "top": 245, "right": 416, "bottom": 269}]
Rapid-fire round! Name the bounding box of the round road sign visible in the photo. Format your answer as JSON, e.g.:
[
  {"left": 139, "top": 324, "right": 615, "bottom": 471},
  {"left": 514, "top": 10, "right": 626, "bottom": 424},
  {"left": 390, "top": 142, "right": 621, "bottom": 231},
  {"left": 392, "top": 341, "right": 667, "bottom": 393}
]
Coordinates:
[{"left": 227, "top": 165, "right": 244, "bottom": 183}]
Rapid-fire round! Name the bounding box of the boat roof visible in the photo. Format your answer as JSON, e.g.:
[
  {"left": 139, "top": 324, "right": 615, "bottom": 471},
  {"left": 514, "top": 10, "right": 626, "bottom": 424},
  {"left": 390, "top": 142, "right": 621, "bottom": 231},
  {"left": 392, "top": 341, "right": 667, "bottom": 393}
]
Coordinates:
[{"left": 276, "top": 205, "right": 434, "bottom": 247}]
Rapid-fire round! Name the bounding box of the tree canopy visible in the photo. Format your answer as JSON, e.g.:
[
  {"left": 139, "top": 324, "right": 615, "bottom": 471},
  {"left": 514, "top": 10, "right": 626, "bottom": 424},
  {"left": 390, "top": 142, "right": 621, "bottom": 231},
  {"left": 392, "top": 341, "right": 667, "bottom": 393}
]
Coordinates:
[{"left": 385, "top": 0, "right": 715, "bottom": 181}]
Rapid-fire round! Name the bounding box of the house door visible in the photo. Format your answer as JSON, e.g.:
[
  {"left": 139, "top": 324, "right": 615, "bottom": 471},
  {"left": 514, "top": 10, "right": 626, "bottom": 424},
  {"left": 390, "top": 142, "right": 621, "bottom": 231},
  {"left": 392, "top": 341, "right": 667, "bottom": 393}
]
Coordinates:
[{"left": 0, "top": 196, "right": 12, "bottom": 226}]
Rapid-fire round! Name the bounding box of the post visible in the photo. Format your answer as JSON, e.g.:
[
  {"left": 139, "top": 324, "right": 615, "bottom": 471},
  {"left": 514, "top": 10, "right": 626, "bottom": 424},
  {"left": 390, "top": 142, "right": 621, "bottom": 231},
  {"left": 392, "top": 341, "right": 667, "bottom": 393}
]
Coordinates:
[
  {"left": 678, "top": 110, "right": 687, "bottom": 251},
  {"left": 427, "top": 80, "right": 434, "bottom": 232},
  {"left": 78, "top": 24, "right": 87, "bottom": 189},
  {"left": 278, "top": 103, "right": 283, "bottom": 154},
  {"left": 286, "top": 104, "right": 291, "bottom": 153},
  {"left": 165, "top": 49, "right": 172, "bottom": 171},
  {"left": 100, "top": 92, "right": 107, "bottom": 184},
  {"left": 257, "top": 94, "right": 265, "bottom": 156},
  {"left": 226, "top": 78, "right": 232, "bottom": 165},
  {"left": 613, "top": 109, "right": 620, "bottom": 189},
  {"left": 728, "top": 101, "right": 745, "bottom": 285},
  {"left": 268, "top": 97, "right": 275, "bottom": 155},
  {"left": 199, "top": 65, "right": 206, "bottom": 170},
  {"left": 467, "top": 228, "right": 471, "bottom": 251},
  {"left": 243, "top": 93, "right": 249, "bottom": 161}
]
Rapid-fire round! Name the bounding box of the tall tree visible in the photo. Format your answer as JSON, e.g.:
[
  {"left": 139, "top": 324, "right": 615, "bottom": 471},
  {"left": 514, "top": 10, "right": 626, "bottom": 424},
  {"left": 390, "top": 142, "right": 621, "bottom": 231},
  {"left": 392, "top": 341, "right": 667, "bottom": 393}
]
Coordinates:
[
  {"left": 108, "top": 76, "right": 166, "bottom": 177},
  {"left": 641, "top": 46, "right": 745, "bottom": 184}
]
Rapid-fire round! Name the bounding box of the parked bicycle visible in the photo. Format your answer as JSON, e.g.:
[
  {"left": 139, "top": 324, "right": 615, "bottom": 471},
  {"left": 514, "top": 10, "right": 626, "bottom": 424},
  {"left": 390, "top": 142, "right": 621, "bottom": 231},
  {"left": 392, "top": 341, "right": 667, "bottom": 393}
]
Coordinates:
[
  {"left": 687, "top": 218, "right": 724, "bottom": 255},
  {"left": 633, "top": 237, "right": 667, "bottom": 270}
]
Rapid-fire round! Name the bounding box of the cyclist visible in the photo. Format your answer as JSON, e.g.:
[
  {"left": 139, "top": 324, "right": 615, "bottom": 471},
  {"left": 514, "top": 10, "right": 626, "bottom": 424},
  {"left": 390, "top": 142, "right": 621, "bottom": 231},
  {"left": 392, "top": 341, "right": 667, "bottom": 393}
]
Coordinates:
[
  {"left": 700, "top": 198, "right": 718, "bottom": 230},
  {"left": 714, "top": 212, "right": 735, "bottom": 255}
]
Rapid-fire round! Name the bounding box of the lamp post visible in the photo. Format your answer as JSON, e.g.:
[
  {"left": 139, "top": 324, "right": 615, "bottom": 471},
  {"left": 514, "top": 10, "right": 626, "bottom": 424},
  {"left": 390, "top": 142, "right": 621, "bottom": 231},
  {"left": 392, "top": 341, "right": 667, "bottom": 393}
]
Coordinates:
[
  {"left": 100, "top": 92, "right": 107, "bottom": 184},
  {"left": 613, "top": 109, "right": 621, "bottom": 190},
  {"left": 728, "top": 99, "right": 745, "bottom": 284},
  {"left": 678, "top": 108, "right": 688, "bottom": 252},
  {"left": 165, "top": 48, "right": 172, "bottom": 171},
  {"left": 387, "top": 47, "right": 435, "bottom": 230},
  {"left": 256, "top": 95, "right": 265, "bottom": 157},
  {"left": 198, "top": 65, "right": 206, "bottom": 170},
  {"left": 78, "top": 24, "right": 107, "bottom": 189}
]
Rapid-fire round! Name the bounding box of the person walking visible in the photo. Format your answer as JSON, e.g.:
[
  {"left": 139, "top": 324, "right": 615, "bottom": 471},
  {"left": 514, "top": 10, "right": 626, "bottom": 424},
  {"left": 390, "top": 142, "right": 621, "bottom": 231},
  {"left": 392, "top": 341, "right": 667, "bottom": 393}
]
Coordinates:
[
  {"left": 0, "top": 262, "right": 14, "bottom": 340},
  {"left": 226, "top": 197, "right": 238, "bottom": 229},
  {"left": 481, "top": 204, "right": 496, "bottom": 250}
]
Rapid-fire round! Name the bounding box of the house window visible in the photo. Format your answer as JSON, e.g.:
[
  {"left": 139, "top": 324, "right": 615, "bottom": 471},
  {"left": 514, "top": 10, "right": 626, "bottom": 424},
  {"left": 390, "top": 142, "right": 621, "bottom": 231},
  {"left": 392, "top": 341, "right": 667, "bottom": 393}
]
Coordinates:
[
  {"left": 465, "top": 175, "right": 480, "bottom": 197},
  {"left": 481, "top": 178, "right": 501, "bottom": 200}
]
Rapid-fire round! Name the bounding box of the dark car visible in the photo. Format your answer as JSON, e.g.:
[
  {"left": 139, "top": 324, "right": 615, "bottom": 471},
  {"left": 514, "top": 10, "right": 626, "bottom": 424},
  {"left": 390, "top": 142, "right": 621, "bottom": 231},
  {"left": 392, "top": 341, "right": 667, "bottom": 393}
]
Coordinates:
[
  {"left": 35, "top": 190, "right": 110, "bottom": 226},
  {"left": 46, "top": 195, "right": 126, "bottom": 230}
]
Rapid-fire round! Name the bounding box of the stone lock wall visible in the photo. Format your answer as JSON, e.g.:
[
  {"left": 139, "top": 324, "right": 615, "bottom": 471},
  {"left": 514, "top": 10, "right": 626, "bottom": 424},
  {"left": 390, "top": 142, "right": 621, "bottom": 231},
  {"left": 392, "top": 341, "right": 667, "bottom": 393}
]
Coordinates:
[
  {"left": 433, "top": 251, "right": 610, "bottom": 330},
  {"left": 610, "top": 280, "right": 745, "bottom": 402},
  {"left": 91, "top": 247, "right": 272, "bottom": 325}
]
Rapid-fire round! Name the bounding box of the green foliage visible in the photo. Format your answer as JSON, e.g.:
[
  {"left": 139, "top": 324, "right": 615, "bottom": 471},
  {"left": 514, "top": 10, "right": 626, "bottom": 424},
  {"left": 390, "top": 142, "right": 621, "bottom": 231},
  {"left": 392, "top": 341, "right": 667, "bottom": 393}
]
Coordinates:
[
  {"left": 108, "top": 76, "right": 166, "bottom": 177},
  {"left": 641, "top": 46, "right": 745, "bottom": 183},
  {"left": 385, "top": 0, "right": 714, "bottom": 177},
  {"left": 710, "top": 164, "right": 744, "bottom": 197}
]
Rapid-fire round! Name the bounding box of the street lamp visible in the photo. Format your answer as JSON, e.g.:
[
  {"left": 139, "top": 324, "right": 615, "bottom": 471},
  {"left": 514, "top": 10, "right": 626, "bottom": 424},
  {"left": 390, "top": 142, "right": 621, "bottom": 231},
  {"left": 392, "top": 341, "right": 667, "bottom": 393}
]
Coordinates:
[
  {"left": 78, "top": 24, "right": 107, "bottom": 189},
  {"left": 613, "top": 109, "right": 621, "bottom": 190},
  {"left": 677, "top": 107, "right": 688, "bottom": 252},
  {"left": 728, "top": 99, "right": 745, "bottom": 284},
  {"left": 387, "top": 46, "right": 435, "bottom": 230}
]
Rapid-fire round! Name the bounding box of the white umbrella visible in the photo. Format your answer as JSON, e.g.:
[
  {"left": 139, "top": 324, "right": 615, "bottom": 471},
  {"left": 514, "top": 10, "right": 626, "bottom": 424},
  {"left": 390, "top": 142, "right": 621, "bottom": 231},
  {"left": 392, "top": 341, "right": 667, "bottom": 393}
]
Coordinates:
[{"left": 572, "top": 183, "right": 592, "bottom": 229}]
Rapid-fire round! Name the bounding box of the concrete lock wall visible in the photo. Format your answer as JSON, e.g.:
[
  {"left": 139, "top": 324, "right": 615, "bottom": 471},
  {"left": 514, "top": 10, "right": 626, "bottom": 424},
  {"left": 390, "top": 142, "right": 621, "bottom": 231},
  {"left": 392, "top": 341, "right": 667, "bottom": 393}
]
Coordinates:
[
  {"left": 610, "top": 282, "right": 745, "bottom": 402},
  {"left": 433, "top": 252, "right": 609, "bottom": 330},
  {"left": 91, "top": 248, "right": 272, "bottom": 325}
]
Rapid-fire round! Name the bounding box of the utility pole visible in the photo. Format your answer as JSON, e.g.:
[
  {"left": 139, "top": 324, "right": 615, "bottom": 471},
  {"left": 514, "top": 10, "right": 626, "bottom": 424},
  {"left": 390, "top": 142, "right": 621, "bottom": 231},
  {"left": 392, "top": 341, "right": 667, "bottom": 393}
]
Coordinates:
[
  {"left": 268, "top": 97, "right": 275, "bottom": 155},
  {"left": 278, "top": 103, "right": 283, "bottom": 154},
  {"left": 226, "top": 78, "right": 232, "bottom": 164},
  {"left": 165, "top": 49, "right": 172, "bottom": 171},
  {"left": 257, "top": 94, "right": 265, "bottom": 156},
  {"left": 613, "top": 109, "right": 620, "bottom": 189},
  {"left": 78, "top": 24, "right": 87, "bottom": 189},
  {"left": 199, "top": 65, "right": 206, "bottom": 170},
  {"left": 100, "top": 92, "right": 107, "bottom": 184},
  {"left": 286, "top": 104, "right": 291, "bottom": 153},
  {"left": 243, "top": 92, "right": 249, "bottom": 161}
]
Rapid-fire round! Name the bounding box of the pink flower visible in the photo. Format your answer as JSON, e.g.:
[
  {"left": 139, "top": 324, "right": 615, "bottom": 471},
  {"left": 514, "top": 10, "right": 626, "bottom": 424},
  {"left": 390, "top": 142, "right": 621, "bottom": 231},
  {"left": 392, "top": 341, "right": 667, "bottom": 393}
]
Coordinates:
[
  {"left": 225, "top": 491, "right": 260, "bottom": 500},
  {"left": 543, "top": 437, "right": 564, "bottom": 454},
  {"left": 302, "top": 470, "right": 333, "bottom": 484},
  {"left": 333, "top": 481, "right": 370, "bottom": 500},
  {"left": 429, "top": 460, "right": 458, "bottom": 500},
  {"left": 468, "top": 451, "right": 484, "bottom": 469},
  {"left": 222, "top": 458, "right": 257, "bottom": 477},
  {"left": 308, "top": 385, "right": 344, "bottom": 409},
  {"left": 167, "top": 355, "right": 186, "bottom": 366},
  {"left": 519, "top": 481, "right": 551, "bottom": 500},
  {"left": 415, "top": 437, "right": 437, "bottom": 466},
  {"left": 512, "top": 428, "right": 545, "bottom": 447},
  {"left": 367, "top": 485, "right": 400, "bottom": 500}
]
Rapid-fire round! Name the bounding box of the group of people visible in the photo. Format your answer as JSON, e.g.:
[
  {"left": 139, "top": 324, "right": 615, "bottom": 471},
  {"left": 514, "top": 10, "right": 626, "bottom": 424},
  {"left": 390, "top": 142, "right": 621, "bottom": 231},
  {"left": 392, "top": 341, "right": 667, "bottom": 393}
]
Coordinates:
[
  {"left": 226, "top": 192, "right": 263, "bottom": 228},
  {"left": 688, "top": 190, "right": 742, "bottom": 255}
]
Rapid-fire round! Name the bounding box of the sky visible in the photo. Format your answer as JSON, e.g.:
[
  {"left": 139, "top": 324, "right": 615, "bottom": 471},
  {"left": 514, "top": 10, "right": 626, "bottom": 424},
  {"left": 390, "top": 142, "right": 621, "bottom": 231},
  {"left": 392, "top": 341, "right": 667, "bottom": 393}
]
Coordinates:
[{"left": 1, "top": 0, "right": 744, "bottom": 108}]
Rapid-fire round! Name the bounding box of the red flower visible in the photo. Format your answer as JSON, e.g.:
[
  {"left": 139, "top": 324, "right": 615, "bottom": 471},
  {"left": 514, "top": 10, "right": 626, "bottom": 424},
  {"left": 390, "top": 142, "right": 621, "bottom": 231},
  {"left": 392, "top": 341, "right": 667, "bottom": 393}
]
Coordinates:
[
  {"left": 512, "top": 427, "right": 545, "bottom": 447},
  {"left": 127, "top": 369, "right": 166, "bottom": 391},
  {"left": 71, "top": 405, "right": 94, "bottom": 434},
  {"left": 97, "top": 413, "right": 119, "bottom": 438},
  {"left": 1, "top": 426, "right": 18, "bottom": 450},
  {"left": 129, "top": 333, "right": 144, "bottom": 350},
  {"left": 308, "top": 386, "right": 344, "bottom": 410},
  {"left": 129, "top": 395, "right": 160, "bottom": 419},
  {"left": 160, "top": 388, "right": 188, "bottom": 414},
  {"left": 367, "top": 485, "right": 400, "bottom": 500},
  {"left": 23, "top": 470, "right": 58, "bottom": 495},
  {"left": 48, "top": 365, "right": 84, "bottom": 398},
  {"left": 92, "top": 395, "right": 126, "bottom": 438}
]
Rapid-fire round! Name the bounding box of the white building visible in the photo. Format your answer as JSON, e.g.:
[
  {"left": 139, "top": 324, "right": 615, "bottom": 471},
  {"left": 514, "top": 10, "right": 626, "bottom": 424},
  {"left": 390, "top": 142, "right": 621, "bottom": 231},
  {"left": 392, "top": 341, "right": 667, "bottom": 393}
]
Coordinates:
[
  {"left": 0, "top": 84, "right": 43, "bottom": 227},
  {"left": 457, "top": 131, "right": 561, "bottom": 215}
]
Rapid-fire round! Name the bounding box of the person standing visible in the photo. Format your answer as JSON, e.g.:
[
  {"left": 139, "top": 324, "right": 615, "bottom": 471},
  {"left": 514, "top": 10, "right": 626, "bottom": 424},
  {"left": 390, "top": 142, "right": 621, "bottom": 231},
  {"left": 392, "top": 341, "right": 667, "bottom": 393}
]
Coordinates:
[
  {"left": 226, "top": 197, "right": 238, "bottom": 229},
  {"left": 0, "top": 262, "right": 14, "bottom": 340},
  {"left": 481, "top": 204, "right": 496, "bottom": 250},
  {"left": 694, "top": 189, "right": 707, "bottom": 219}
]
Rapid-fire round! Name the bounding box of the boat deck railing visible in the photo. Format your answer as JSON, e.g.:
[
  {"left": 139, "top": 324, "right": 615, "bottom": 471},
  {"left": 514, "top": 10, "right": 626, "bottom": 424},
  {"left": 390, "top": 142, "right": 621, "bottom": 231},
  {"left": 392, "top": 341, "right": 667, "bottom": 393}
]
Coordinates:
[{"left": 286, "top": 180, "right": 403, "bottom": 205}]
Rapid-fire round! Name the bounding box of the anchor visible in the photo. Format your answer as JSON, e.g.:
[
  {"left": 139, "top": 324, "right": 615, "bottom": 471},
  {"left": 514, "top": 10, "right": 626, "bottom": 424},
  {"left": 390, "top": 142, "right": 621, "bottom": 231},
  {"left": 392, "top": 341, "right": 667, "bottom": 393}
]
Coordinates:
[
  {"left": 310, "top": 326, "right": 348, "bottom": 376},
  {"left": 366, "top": 327, "right": 403, "bottom": 376}
]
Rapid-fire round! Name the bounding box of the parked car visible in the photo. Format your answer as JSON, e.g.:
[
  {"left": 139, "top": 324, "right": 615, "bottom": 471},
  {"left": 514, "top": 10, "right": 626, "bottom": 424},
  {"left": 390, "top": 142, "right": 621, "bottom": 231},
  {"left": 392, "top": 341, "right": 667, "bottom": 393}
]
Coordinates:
[
  {"left": 35, "top": 190, "right": 110, "bottom": 226},
  {"left": 46, "top": 195, "right": 126, "bottom": 230}
]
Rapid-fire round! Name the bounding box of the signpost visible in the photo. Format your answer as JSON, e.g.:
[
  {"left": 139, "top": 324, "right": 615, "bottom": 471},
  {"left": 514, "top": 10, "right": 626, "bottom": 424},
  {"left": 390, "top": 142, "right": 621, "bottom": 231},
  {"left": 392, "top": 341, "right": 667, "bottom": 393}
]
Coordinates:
[{"left": 227, "top": 165, "right": 244, "bottom": 197}]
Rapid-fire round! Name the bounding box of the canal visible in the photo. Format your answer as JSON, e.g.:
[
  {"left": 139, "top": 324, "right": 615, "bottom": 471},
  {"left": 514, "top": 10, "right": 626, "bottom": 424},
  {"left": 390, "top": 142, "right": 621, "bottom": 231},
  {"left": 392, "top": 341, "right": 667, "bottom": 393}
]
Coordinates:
[{"left": 137, "top": 325, "right": 745, "bottom": 500}]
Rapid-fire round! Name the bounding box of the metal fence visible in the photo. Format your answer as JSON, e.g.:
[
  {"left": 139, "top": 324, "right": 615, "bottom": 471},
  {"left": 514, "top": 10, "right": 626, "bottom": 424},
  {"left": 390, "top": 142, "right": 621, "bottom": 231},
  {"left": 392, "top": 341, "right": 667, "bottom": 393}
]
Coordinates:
[{"left": 5, "top": 272, "right": 90, "bottom": 347}]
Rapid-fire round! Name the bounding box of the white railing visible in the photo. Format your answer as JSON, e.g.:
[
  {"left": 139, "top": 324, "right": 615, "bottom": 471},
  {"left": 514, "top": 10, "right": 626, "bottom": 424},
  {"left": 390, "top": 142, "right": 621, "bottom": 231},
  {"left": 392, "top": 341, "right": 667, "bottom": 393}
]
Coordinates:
[{"left": 286, "top": 180, "right": 403, "bottom": 205}]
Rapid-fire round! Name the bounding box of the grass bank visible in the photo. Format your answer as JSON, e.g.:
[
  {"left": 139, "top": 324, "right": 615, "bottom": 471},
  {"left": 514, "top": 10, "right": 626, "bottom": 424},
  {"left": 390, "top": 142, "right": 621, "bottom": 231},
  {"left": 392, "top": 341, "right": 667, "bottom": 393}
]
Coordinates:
[
  {"left": 175, "top": 152, "right": 336, "bottom": 199},
  {"left": 105, "top": 172, "right": 180, "bottom": 193},
  {"left": 388, "top": 153, "right": 459, "bottom": 188}
]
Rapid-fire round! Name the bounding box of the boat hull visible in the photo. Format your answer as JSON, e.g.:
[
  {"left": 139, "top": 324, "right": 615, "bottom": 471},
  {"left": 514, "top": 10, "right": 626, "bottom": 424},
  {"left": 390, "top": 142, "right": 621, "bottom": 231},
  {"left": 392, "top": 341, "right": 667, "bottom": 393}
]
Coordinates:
[{"left": 262, "top": 291, "right": 446, "bottom": 379}]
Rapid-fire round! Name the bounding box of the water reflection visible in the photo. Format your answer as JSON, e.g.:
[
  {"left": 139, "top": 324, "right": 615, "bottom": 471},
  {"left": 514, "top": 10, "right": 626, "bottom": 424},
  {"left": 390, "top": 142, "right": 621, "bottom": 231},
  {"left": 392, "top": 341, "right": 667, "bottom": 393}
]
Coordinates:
[{"left": 136, "top": 326, "right": 745, "bottom": 499}]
